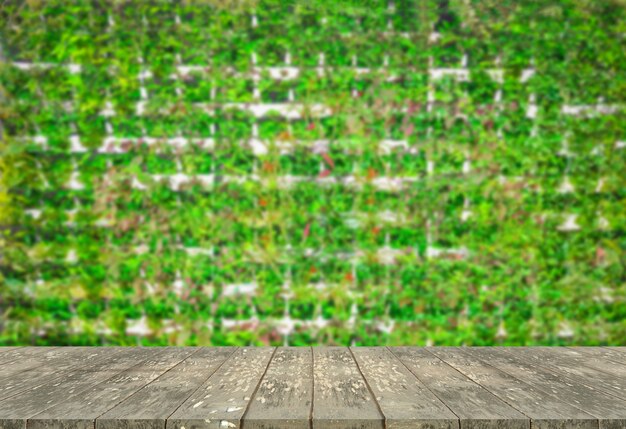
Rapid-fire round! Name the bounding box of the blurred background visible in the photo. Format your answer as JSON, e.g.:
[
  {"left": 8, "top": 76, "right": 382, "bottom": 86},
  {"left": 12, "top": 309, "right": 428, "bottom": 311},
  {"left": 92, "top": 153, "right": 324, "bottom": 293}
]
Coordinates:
[{"left": 0, "top": 0, "right": 625, "bottom": 346}]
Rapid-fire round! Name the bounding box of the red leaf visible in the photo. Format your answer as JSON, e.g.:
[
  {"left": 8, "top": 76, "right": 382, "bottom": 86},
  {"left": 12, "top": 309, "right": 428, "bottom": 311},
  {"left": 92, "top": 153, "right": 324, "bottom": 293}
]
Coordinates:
[
  {"left": 318, "top": 169, "right": 331, "bottom": 178},
  {"left": 403, "top": 122, "right": 415, "bottom": 137},
  {"left": 307, "top": 122, "right": 315, "bottom": 131},
  {"left": 595, "top": 246, "right": 606, "bottom": 265},
  {"left": 321, "top": 152, "right": 335, "bottom": 169},
  {"left": 262, "top": 161, "right": 275, "bottom": 172},
  {"left": 407, "top": 101, "right": 420, "bottom": 115},
  {"left": 303, "top": 222, "right": 311, "bottom": 240}
]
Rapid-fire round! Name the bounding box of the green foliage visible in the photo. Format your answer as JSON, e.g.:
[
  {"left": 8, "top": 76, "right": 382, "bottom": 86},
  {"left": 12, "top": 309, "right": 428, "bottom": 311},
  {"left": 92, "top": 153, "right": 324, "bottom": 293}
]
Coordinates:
[{"left": 0, "top": 0, "right": 625, "bottom": 346}]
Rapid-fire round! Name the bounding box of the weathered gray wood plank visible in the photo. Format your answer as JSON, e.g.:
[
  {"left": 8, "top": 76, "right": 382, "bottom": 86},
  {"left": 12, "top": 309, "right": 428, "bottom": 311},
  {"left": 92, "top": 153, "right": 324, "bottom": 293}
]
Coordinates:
[
  {"left": 27, "top": 347, "right": 199, "bottom": 429},
  {"left": 603, "top": 347, "right": 626, "bottom": 352},
  {"left": 468, "top": 347, "right": 626, "bottom": 429},
  {"left": 502, "top": 347, "right": 626, "bottom": 399},
  {"left": 0, "top": 347, "right": 76, "bottom": 378},
  {"left": 429, "top": 347, "right": 597, "bottom": 429},
  {"left": 312, "top": 346, "right": 384, "bottom": 429},
  {"left": 0, "top": 347, "right": 56, "bottom": 366},
  {"left": 388, "top": 347, "right": 529, "bottom": 429},
  {"left": 572, "top": 347, "right": 626, "bottom": 365},
  {"left": 351, "top": 347, "right": 458, "bottom": 429},
  {"left": 0, "top": 347, "right": 122, "bottom": 402},
  {"left": 96, "top": 347, "right": 236, "bottom": 429},
  {"left": 0, "top": 347, "right": 622, "bottom": 429},
  {"left": 166, "top": 347, "right": 275, "bottom": 429},
  {"left": 0, "top": 347, "right": 159, "bottom": 429},
  {"left": 242, "top": 347, "right": 313, "bottom": 429}
]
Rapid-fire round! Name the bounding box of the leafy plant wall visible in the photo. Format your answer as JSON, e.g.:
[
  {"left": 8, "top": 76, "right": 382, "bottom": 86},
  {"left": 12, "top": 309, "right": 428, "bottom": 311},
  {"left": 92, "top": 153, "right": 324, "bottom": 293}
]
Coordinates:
[{"left": 0, "top": 0, "right": 625, "bottom": 346}]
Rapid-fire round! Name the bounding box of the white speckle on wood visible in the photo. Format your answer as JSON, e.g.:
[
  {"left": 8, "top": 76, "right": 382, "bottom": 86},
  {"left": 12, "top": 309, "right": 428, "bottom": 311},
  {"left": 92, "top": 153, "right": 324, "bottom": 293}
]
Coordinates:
[
  {"left": 226, "top": 406, "right": 243, "bottom": 412},
  {"left": 193, "top": 401, "right": 204, "bottom": 408}
]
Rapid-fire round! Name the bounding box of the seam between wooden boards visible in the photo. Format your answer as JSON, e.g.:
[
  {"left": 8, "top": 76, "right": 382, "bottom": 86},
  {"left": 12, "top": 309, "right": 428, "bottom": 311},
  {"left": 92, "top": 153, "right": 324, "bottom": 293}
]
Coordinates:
[
  {"left": 423, "top": 348, "right": 534, "bottom": 428},
  {"left": 386, "top": 346, "right": 461, "bottom": 429},
  {"left": 86, "top": 348, "right": 203, "bottom": 429},
  {"left": 348, "top": 346, "right": 386, "bottom": 429},
  {"left": 457, "top": 348, "right": 602, "bottom": 429},
  {"left": 239, "top": 346, "right": 278, "bottom": 429},
  {"left": 3, "top": 347, "right": 127, "bottom": 407},
  {"left": 499, "top": 347, "right": 626, "bottom": 403},
  {"left": 159, "top": 347, "right": 239, "bottom": 429},
  {"left": 19, "top": 348, "right": 170, "bottom": 426}
]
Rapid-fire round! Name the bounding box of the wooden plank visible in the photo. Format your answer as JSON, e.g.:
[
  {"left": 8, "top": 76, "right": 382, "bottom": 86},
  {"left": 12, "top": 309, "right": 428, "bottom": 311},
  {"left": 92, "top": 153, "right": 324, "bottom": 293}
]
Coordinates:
[
  {"left": 242, "top": 347, "right": 313, "bottom": 429},
  {"left": 502, "top": 347, "right": 626, "bottom": 399},
  {"left": 429, "top": 347, "right": 597, "bottom": 429},
  {"left": 0, "top": 347, "right": 57, "bottom": 366},
  {"left": 0, "top": 347, "right": 121, "bottom": 401},
  {"left": 573, "top": 347, "right": 626, "bottom": 365},
  {"left": 96, "top": 347, "right": 236, "bottom": 429},
  {"left": 166, "top": 347, "right": 275, "bottom": 429},
  {"left": 0, "top": 347, "right": 78, "bottom": 378},
  {"left": 0, "top": 346, "right": 622, "bottom": 429},
  {"left": 468, "top": 347, "right": 626, "bottom": 429},
  {"left": 28, "top": 347, "right": 199, "bottom": 429},
  {"left": 388, "top": 347, "right": 529, "bottom": 429},
  {"left": 351, "top": 347, "right": 458, "bottom": 429},
  {"left": 311, "top": 346, "right": 384, "bottom": 429},
  {"left": 0, "top": 347, "right": 160, "bottom": 429}
]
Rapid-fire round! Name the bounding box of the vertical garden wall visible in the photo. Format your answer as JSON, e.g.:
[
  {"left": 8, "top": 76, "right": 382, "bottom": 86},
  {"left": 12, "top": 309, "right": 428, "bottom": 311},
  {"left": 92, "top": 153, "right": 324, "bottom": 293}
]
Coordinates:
[{"left": 0, "top": 0, "right": 625, "bottom": 346}]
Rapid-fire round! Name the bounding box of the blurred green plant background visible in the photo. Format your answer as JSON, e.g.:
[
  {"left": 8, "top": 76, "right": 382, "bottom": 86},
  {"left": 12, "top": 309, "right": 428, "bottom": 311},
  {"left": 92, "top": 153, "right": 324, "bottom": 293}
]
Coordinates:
[{"left": 1, "top": 0, "right": 625, "bottom": 346}]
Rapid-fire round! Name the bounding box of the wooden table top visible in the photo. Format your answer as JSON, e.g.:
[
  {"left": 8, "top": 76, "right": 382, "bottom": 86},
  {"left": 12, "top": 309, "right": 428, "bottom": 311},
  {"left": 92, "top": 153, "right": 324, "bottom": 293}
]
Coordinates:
[{"left": 0, "top": 347, "right": 624, "bottom": 429}]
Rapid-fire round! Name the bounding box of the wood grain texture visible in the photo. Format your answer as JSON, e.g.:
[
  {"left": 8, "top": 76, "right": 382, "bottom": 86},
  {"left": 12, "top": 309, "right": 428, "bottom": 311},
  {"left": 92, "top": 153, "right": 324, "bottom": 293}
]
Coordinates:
[
  {"left": 0, "top": 347, "right": 56, "bottom": 367},
  {"left": 429, "top": 347, "right": 597, "bottom": 429},
  {"left": 572, "top": 347, "right": 626, "bottom": 365},
  {"left": 0, "top": 347, "right": 120, "bottom": 402},
  {"left": 389, "top": 347, "right": 529, "bottom": 429},
  {"left": 0, "top": 348, "right": 154, "bottom": 429},
  {"left": 243, "top": 347, "right": 313, "bottom": 429},
  {"left": 27, "top": 347, "right": 198, "bottom": 429},
  {"left": 0, "top": 347, "right": 623, "bottom": 429},
  {"left": 0, "top": 347, "right": 76, "bottom": 378},
  {"left": 312, "top": 347, "right": 384, "bottom": 429},
  {"left": 166, "top": 347, "right": 275, "bottom": 429},
  {"left": 96, "top": 347, "right": 236, "bottom": 429},
  {"left": 503, "top": 347, "right": 626, "bottom": 398},
  {"left": 351, "top": 347, "right": 458, "bottom": 429},
  {"left": 468, "top": 347, "right": 626, "bottom": 429}
]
